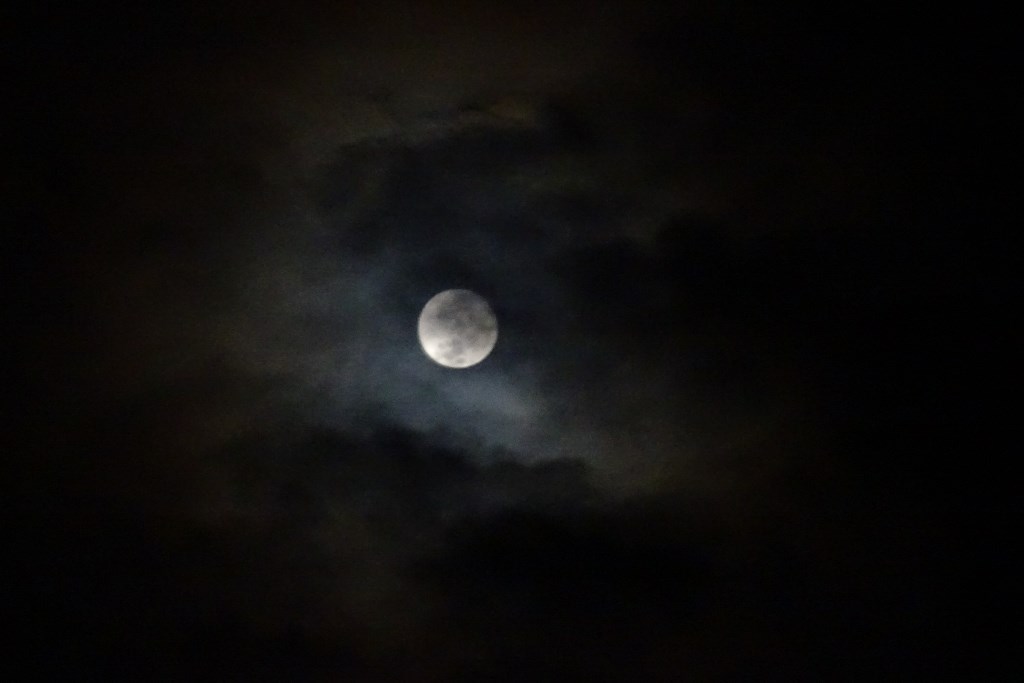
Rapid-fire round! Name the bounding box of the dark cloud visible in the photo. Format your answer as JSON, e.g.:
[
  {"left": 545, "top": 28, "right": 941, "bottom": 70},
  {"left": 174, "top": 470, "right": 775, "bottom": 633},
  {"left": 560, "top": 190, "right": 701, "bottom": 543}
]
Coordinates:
[{"left": 4, "top": 0, "right": 1004, "bottom": 679}]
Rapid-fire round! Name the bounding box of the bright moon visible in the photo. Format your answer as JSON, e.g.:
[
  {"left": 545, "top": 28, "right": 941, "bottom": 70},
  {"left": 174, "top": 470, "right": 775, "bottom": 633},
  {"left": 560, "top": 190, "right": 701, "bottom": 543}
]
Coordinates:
[{"left": 417, "top": 289, "right": 498, "bottom": 368}]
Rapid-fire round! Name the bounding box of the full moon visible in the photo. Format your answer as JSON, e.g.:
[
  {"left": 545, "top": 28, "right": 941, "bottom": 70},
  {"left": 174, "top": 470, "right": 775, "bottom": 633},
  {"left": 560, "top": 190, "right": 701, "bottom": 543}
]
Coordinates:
[{"left": 417, "top": 289, "right": 498, "bottom": 368}]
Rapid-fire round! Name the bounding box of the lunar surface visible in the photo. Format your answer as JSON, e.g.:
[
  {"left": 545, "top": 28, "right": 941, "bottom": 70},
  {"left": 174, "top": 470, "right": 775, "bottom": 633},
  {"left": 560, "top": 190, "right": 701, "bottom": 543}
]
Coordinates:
[{"left": 417, "top": 289, "right": 498, "bottom": 368}]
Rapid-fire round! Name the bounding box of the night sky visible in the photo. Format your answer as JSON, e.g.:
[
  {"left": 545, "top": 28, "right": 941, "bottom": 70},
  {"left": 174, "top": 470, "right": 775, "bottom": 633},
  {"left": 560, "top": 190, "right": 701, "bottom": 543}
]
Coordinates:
[{"left": 5, "top": 1, "right": 1009, "bottom": 680}]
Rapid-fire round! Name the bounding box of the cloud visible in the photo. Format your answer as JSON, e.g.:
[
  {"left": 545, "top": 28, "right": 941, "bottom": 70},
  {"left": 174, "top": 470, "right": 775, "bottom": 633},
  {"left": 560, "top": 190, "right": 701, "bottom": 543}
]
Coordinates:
[
  {"left": 9, "top": 410, "right": 610, "bottom": 678},
  {"left": 5, "top": 1, "right": 992, "bottom": 678}
]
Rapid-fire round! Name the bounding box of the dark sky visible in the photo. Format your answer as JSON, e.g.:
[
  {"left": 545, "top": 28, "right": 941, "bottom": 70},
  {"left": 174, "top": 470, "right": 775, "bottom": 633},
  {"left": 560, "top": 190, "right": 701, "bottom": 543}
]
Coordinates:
[{"left": 4, "top": 1, "right": 1009, "bottom": 680}]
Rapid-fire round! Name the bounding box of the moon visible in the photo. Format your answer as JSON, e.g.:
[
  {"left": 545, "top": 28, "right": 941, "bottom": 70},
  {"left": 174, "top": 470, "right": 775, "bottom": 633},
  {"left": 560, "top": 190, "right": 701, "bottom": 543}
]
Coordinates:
[{"left": 417, "top": 289, "right": 498, "bottom": 368}]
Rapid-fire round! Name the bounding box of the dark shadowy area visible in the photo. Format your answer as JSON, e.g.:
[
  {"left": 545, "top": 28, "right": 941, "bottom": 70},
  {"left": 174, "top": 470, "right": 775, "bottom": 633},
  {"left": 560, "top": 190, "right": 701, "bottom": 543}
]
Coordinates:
[{"left": 3, "top": 0, "right": 1010, "bottom": 680}]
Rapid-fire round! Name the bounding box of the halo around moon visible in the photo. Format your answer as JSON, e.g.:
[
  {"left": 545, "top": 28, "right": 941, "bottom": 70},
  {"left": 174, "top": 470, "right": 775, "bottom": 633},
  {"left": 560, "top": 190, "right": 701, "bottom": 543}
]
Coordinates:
[{"left": 417, "top": 289, "right": 498, "bottom": 368}]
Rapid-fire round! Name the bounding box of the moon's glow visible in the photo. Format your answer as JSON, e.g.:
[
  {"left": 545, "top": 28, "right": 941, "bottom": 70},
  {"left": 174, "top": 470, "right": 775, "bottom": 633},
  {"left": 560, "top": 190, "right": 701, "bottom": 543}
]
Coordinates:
[{"left": 417, "top": 289, "right": 498, "bottom": 368}]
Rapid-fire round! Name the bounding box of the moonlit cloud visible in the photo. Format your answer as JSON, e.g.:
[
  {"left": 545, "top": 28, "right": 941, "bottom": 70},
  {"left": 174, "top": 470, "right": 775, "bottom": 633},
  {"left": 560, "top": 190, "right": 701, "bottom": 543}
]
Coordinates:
[{"left": 6, "top": 0, "right": 987, "bottom": 678}]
